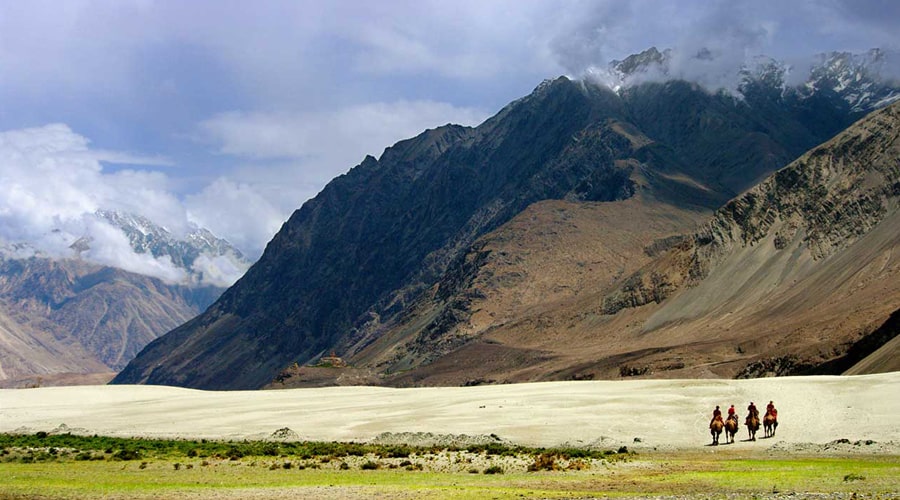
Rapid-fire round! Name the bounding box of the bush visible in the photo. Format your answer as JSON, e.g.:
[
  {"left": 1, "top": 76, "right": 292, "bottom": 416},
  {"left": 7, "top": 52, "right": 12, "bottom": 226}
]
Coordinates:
[
  {"left": 360, "top": 460, "right": 379, "bottom": 470},
  {"left": 528, "top": 453, "right": 560, "bottom": 472},
  {"left": 483, "top": 465, "right": 503, "bottom": 474},
  {"left": 111, "top": 449, "right": 142, "bottom": 461},
  {"left": 225, "top": 446, "right": 244, "bottom": 460},
  {"left": 567, "top": 459, "right": 589, "bottom": 471}
]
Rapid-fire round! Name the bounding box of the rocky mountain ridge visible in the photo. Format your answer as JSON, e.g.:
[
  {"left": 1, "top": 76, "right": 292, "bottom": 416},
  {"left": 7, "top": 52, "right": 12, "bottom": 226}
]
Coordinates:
[
  {"left": 603, "top": 101, "right": 900, "bottom": 316},
  {"left": 115, "top": 56, "right": 898, "bottom": 390}
]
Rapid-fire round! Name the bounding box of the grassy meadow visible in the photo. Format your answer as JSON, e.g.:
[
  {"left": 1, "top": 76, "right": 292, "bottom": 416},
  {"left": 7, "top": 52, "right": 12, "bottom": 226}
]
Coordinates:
[{"left": 1, "top": 433, "right": 898, "bottom": 499}]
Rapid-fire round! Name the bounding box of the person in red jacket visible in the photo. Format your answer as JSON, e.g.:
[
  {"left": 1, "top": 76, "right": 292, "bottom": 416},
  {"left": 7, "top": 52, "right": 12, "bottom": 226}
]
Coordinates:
[{"left": 727, "top": 404, "right": 737, "bottom": 422}]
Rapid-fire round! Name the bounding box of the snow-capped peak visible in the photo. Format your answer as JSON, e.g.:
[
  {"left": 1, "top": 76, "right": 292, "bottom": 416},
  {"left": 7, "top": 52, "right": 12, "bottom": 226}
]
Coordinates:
[{"left": 584, "top": 47, "right": 900, "bottom": 113}]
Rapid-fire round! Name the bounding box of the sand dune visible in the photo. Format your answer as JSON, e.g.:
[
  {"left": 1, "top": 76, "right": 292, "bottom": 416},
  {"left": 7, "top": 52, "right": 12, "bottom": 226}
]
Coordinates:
[{"left": 1, "top": 373, "right": 898, "bottom": 451}]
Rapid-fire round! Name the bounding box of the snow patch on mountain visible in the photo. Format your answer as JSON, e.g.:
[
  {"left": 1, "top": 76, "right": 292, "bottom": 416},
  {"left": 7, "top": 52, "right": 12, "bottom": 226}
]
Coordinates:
[{"left": 584, "top": 47, "right": 900, "bottom": 113}]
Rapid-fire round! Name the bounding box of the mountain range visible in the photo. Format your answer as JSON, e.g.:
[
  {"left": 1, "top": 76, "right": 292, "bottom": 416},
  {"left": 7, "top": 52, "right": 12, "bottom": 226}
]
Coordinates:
[
  {"left": 114, "top": 48, "right": 900, "bottom": 390},
  {"left": 0, "top": 211, "right": 248, "bottom": 387}
]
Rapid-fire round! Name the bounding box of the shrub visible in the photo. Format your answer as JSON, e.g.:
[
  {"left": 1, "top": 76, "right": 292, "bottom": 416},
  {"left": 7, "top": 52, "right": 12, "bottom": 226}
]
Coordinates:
[
  {"left": 111, "top": 449, "right": 142, "bottom": 461},
  {"left": 225, "top": 446, "right": 244, "bottom": 460},
  {"left": 619, "top": 365, "right": 651, "bottom": 377},
  {"left": 528, "top": 453, "right": 560, "bottom": 472},
  {"left": 483, "top": 465, "right": 503, "bottom": 474},
  {"left": 567, "top": 459, "right": 589, "bottom": 471},
  {"left": 361, "top": 460, "right": 379, "bottom": 470}
]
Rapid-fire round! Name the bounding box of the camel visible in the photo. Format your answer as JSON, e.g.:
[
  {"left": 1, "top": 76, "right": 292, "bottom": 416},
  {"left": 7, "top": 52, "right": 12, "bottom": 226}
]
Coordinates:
[
  {"left": 724, "top": 415, "right": 739, "bottom": 444},
  {"left": 746, "top": 413, "right": 760, "bottom": 441},
  {"left": 764, "top": 412, "right": 778, "bottom": 438},
  {"left": 710, "top": 418, "right": 724, "bottom": 445}
]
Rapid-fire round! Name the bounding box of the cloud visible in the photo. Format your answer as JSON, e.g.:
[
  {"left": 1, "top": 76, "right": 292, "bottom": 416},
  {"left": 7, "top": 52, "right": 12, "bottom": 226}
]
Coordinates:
[
  {"left": 547, "top": 0, "right": 900, "bottom": 93},
  {"left": 0, "top": 123, "right": 241, "bottom": 285},
  {"left": 184, "top": 177, "right": 286, "bottom": 262},
  {"left": 79, "top": 216, "right": 188, "bottom": 284},
  {"left": 190, "top": 252, "right": 248, "bottom": 289}
]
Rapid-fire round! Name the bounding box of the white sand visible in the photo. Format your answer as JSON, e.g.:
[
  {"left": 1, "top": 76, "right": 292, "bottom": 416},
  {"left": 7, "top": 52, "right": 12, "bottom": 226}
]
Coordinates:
[{"left": 1, "top": 373, "right": 898, "bottom": 450}]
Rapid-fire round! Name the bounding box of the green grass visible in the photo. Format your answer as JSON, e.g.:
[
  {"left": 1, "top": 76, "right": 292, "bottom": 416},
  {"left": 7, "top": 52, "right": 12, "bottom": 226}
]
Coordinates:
[
  {"left": 1, "top": 433, "right": 898, "bottom": 499},
  {"left": 0, "top": 432, "right": 620, "bottom": 462}
]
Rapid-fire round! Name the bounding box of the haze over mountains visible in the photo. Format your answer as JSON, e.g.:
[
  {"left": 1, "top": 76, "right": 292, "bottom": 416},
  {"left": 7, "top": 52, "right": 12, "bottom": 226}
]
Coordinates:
[{"left": 114, "top": 48, "right": 900, "bottom": 390}]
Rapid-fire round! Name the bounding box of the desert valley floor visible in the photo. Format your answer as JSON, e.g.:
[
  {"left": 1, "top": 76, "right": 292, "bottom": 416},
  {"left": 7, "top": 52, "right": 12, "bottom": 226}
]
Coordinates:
[{"left": 1, "top": 373, "right": 898, "bottom": 452}]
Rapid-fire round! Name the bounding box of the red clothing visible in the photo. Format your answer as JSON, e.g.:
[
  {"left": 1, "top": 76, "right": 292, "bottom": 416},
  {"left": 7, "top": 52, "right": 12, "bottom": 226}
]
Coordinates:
[{"left": 728, "top": 406, "right": 736, "bottom": 416}]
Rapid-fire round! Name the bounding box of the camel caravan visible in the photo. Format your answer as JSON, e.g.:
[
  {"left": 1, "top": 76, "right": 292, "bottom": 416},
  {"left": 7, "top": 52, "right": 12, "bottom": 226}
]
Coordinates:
[{"left": 709, "top": 401, "right": 778, "bottom": 445}]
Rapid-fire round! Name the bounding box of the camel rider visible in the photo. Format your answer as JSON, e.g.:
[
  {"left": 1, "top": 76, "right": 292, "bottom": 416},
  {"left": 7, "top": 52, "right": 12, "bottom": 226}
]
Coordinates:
[
  {"left": 727, "top": 404, "right": 737, "bottom": 422},
  {"left": 746, "top": 401, "right": 759, "bottom": 424},
  {"left": 710, "top": 405, "right": 724, "bottom": 427},
  {"left": 766, "top": 401, "right": 778, "bottom": 421}
]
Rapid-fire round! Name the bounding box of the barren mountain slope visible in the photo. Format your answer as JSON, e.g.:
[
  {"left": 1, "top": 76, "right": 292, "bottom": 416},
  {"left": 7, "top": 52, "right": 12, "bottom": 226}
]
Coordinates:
[
  {"left": 341, "top": 195, "right": 707, "bottom": 380},
  {"left": 0, "top": 258, "right": 218, "bottom": 384},
  {"left": 367, "top": 101, "right": 900, "bottom": 386},
  {"left": 843, "top": 307, "right": 900, "bottom": 375},
  {"left": 0, "top": 304, "right": 106, "bottom": 382}
]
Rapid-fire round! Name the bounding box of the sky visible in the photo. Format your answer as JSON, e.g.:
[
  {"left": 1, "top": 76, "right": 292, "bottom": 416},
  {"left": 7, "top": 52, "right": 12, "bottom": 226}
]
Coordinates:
[{"left": 1, "top": 0, "right": 898, "bottom": 286}]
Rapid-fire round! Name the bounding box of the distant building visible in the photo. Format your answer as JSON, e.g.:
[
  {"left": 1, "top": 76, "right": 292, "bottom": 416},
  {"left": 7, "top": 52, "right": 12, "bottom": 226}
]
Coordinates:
[{"left": 317, "top": 352, "right": 346, "bottom": 368}]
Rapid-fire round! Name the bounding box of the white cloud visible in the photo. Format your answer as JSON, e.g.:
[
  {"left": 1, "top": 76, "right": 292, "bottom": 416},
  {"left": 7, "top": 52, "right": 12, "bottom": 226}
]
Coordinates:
[
  {"left": 0, "top": 123, "right": 242, "bottom": 285},
  {"left": 80, "top": 217, "right": 188, "bottom": 284},
  {"left": 190, "top": 252, "right": 247, "bottom": 289},
  {"left": 184, "top": 177, "right": 285, "bottom": 261}
]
